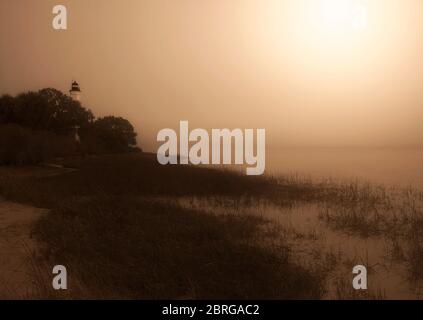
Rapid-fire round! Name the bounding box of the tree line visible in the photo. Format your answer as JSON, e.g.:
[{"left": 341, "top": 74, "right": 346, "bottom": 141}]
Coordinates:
[{"left": 0, "top": 88, "right": 139, "bottom": 164}]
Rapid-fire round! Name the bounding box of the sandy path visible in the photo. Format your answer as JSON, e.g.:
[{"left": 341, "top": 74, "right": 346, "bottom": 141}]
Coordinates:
[{"left": 0, "top": 200, "right": 47, "bottom": 299}]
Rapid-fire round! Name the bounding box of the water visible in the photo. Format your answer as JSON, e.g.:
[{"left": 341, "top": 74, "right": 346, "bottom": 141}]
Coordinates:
[
  {"left": 179, "top": 196, "right": 423, "bottom": 300},
  {"left": 266, "top": 147, "right": 423, "bottom": 189},
  {"left": 265, "top": 148, "right": 423, "bottom": 298},
  {"left": 264, "top": 203, "right": 423, "bottom": 300},
  {"left": 184, "top": 148, "right": 423, "bottom": 299}
]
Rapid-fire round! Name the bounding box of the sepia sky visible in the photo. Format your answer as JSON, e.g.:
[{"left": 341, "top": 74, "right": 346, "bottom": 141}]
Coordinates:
[{"left": 1, "top": 0, "right": 423, "bottom": 151}]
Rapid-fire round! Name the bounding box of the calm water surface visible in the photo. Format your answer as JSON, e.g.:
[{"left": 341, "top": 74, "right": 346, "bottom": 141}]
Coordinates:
[{"left": 266, "top": 148, "right": 423, "bottom": 189}]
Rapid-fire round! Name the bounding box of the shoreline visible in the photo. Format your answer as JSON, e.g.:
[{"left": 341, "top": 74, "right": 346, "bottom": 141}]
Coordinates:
[{"left": 0, "top": 153, "right": 422, "bottom": 299}]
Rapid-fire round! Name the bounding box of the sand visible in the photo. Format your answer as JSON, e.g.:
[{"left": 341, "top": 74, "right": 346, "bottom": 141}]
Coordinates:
[{"left": 0, "top": 200, "right": 47, "bottom": 299}]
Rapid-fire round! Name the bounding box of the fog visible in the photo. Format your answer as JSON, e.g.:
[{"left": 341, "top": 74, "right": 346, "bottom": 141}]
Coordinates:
[{"left": 1, "top": 0, "right": 423, "bottom": 151}]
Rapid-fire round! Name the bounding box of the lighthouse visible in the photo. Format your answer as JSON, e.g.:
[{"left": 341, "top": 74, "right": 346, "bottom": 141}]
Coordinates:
[
  {"left": 69, "top": 80, "right": 82, "bottom": 143},
  {"left": 69, "top": 80, "right": 81, "bottom": 101}
]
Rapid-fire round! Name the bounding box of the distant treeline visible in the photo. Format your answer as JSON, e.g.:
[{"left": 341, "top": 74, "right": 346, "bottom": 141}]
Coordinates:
[{"left": 0, "top": 88, "right": 139, "bottom": 165}]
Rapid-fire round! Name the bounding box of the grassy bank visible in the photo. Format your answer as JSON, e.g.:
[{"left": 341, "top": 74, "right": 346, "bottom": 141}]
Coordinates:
[
  {"left": 4, "top": 153, "right": 420, "bottom": 298},
  {"left": 0, "top": 153, "right": 325, "bottom": 299}
]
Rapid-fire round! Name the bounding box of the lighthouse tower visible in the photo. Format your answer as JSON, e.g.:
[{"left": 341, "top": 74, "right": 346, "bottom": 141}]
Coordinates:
[
  {"left": 69, "top": 80, "right": 81, "bottom": 101},
  {"left": 69, "top": 80, "right": 82, "bottom": 143}
]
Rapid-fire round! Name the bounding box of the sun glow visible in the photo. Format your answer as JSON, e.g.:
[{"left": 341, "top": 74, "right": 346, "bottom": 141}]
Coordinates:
[
  {"left": 247, "top": 0, "right": 415, "bottom": 102},
  {"left": 309, "top": 0, "right": 368, "bottom": 37},
  {"left": 312, "top": 0, "right": 368, "bottom": 32}
]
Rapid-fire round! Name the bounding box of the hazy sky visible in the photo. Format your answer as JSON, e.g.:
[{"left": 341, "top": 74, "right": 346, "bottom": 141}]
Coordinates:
[{"left": 1, "top": 0, "right": 423, "bottom": 151}]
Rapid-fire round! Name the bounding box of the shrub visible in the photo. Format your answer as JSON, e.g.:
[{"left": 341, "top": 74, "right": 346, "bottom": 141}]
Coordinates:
[{"left": 0, "top": 124, "right": 77, "bottom": 165}]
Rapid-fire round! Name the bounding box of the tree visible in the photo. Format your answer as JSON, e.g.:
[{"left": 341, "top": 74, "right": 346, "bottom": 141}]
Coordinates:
[
  {"left": 0, "top": 94, "right": 17, "bottom": 124},
  {"left": 38, "top": 88, "right": 94, "bottom": 133},
  {"left": 92, "top": 116, "right": 137, "bottom": 152},
  {"left": 13, "top": 91, "right": 53, "bottom": 130},
  {"left": 0, "top": 88, "right": 139, "bottom": 156},
  {"left": 0, "top": 89, "right": 94, "bottom": 133}
]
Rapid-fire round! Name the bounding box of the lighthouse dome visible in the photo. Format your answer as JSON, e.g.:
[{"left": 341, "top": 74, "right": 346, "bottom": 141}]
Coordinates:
[
  {"left": 70, "top": 80, "right": 82, "bottom": 101},
  {"left": 71, "top": 81, "right": 81, "bottom": 92}
]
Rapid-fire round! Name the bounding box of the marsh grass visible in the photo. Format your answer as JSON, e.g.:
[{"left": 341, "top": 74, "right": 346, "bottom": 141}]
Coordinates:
[
  {"left": 34, "top": 197, "right": 326, "bottom": 299},
  {"left": 314, "top": 179, "right": 423, "bottom": 284},
  {"left": 0, "top": 153, "right": 326, "bottom": 299},
  {"left": 2, "top": 153, "right": 423, "bottom": 298},
  {"left": 332, "top": 277, "right": 386, "bottom": 300}
]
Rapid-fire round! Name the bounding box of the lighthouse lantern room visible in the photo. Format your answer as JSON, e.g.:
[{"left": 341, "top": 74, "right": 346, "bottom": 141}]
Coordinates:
[{"left": 69, "top": 80, "right": 82, "bottom": 101}]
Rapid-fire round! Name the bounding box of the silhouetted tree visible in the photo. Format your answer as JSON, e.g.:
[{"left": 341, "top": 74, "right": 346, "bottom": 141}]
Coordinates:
[
  {"left": 13, "top": 91, "right": 53, "bottom": 130},
  {"left": 91, "top": 116, "right": 137, "bottom": 152},
  {"left": 0, "top": 94, "right": 16, "bottom": 124},
  {"left": 0, "top": 89, "right": 94, "bottom": 133},
  {"left": 38, "top": 88, "right": 94, "bottom": 133},
  {"left": 0, "top": 88, "right": 139, "bottom": 158}
]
